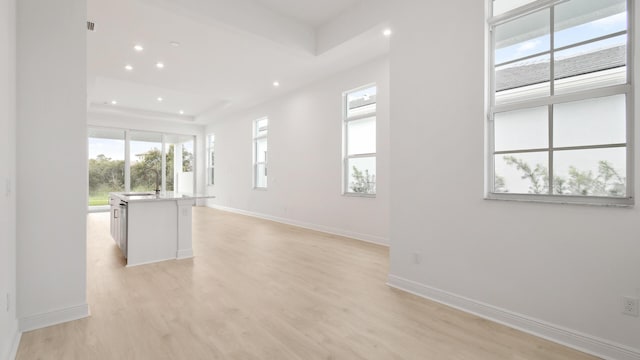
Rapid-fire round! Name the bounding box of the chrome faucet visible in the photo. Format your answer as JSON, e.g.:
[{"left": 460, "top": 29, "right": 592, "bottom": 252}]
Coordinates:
[{"left": 154, "top": 169, "right": 161, "bottom": 196}]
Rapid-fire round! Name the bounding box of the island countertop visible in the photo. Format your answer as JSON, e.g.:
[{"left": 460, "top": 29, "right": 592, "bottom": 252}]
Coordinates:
[
  {"left": 109, "top": 191, "right": 213, "bottom": 267},
  {"left": 110, "top": 191, "right": 215, "bottom": 203}
]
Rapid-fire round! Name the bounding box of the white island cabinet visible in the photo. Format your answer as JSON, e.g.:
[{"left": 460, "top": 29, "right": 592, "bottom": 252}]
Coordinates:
[{"left": 109, "top": 192, "right": 214, "bottom": 267}]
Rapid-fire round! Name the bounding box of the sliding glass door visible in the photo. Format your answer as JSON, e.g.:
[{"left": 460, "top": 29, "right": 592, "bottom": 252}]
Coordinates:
[
  {"left": 88, "top": 128, "right": 125, "bottom": 206},
  {"left": 165, "top": 134, "right": 195, "bottom": 194},
  {"left": 130, "top": 131, "right": 163, "bottom": 193},
  {"left": 87, "top": 127, "right": 196, "bottom": 208}
]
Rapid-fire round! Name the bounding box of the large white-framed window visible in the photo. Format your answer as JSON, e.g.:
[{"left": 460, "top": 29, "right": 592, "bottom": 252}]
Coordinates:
[
  {"left": 487, "top": 0, "right": 634, "bottom": 206},
  {"left": 207, "top": 134, "right": 215, "bottom": 186},
  {"left": 88, "top": 127, "right": 196, "bottom": 208},
  {"left": 253, "top": 117, "right": 268, "bottom": 189},
  {"left": 343, "top": 85, "right": 377, "bottom": 196}
]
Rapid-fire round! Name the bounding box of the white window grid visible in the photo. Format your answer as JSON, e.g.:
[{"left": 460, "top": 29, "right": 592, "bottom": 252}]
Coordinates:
[
  {"left": 343, "top": 84, "right": 377, "bottom": 197},
  {"left": 486, "top": 0, "right": 635, "bottom": 206}
]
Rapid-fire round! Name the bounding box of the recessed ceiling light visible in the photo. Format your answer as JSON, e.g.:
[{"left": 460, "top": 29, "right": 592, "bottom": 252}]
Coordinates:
[
  {"left": 383, "top": 29, "right": 392, "bottom": 37},
  {"left": 157, "top": 97, "right": 163, "bottom": 102},
  {"left": 110, "top": 100, "right": 117, "bottom": 105},
  {"left": 273, "top": 81, "right": 280, "bottom": 87},
  {"left": 124, "top": 64, "right": 133, "bottom": 71},
  {"left": 169, "top": 41, "right": 181, "bottom": 47},
  {"left": 133, "top": 44, "right": 144, "bottom": 52},
  {"left": 156, "top": 62, "right": 165, "bottom": 69},
  {"left": 179, "top": 110, "right": 185, "bottom": 115}
]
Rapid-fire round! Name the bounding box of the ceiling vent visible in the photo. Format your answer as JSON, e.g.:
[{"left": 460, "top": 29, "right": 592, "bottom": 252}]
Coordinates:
[{"left": 87, "top": 21, "right": 95, "bottom": 31}]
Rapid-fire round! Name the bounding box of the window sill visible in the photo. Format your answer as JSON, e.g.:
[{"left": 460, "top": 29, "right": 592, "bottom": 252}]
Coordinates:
[
  {"left": 343, "top": 192, "right": 376, "bottom": 199},
  {"left": 485, "top": 192, "right": 634, "bottom": 208}
]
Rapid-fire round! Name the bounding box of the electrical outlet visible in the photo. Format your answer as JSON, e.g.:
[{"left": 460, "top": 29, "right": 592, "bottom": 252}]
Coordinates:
[{"left": 622, "top": 297, "right": 639, "bottom": 316}]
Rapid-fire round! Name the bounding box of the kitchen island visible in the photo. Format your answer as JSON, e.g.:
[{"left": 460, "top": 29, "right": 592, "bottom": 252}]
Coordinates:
[{"left": 109, "top": 192, "right": 214, "bottom": 267}]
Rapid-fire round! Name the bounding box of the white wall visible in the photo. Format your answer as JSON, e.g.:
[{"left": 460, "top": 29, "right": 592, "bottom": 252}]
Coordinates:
[
  {"left": 0, "top": 0, "right": 18, "bottom": 357},
  {"left": 205, "top": 57, "right": 390, "bottom": 244},
  {"left": 388, "top": 1, "right": 640, "bottom": 358},
  {"left": 316, "top": 0, "right": 394, "bottom": 55},
  {"left": 16, "top": 0, "right": 89, "bottom": 331},
  {"left": 88, "top": 111, "right": 207, "bottom": 197}
]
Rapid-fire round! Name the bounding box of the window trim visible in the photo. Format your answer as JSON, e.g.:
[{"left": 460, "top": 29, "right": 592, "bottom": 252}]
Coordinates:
[
  {"left": 485, "top": 0, "right": 635, "bottom": 206},
  {"left": 342, "top": 83, "right": 377, "bottom": 197},
  {"left": 253, "top": 117, "right": 268, "bottom": 190}
]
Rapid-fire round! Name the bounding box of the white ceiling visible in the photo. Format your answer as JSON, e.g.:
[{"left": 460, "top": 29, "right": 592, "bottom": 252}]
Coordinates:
[
  {"left": 87, "top": 0, "right": 390, "bottom": 124},
  {"left": 251, "top": 0, "right": 361, "bottom": 27}
]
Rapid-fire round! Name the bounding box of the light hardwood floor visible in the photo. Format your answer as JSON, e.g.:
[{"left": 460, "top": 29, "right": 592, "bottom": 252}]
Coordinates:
[{"left": 17, "top": 208, "right": 598, "bottom": 359}]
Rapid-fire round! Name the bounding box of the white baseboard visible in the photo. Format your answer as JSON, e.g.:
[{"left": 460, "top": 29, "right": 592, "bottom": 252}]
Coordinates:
[
  {"left": 19, "top": 303, "right": 90, "bottom": 333},
  {"left": 176, "top": 249, "right": 194, "bottom": 259},
  {"left": 8, "top": 329, "right": 21, "bottom": 360},
  {"left": 207, "top": 204, "right": 389, "bottom": 247},
  {"left": 125, "top": 257, "right": 175, "bottom": 268},
  {"left": 387, "top": 275, "right": 640, "bottom": 360}
]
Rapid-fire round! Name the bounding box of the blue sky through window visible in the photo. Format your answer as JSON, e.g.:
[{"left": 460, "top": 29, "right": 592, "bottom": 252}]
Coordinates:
[
  {"left": 89, "top": 138, "right": 165, "bottom": 163},
  {"left": 89, "top": 138, "right": 125, "bottom": 161},
  {"left": 495, "top": 12, "right": 626, "bottom": 65}
]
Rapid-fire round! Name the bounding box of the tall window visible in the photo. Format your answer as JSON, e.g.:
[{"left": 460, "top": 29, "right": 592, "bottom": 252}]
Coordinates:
[
  {"left": 343, "top": 85, "right": 377, "bottom": 196},
  {"left": 488, "top": 0, "right": 633, "bottom": 205},
  {"left": 253, "top": 118, "right": 268, "bottom": 189},
  {"left": 207, "top": 134, "right": 215, "bottom": 186}
]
